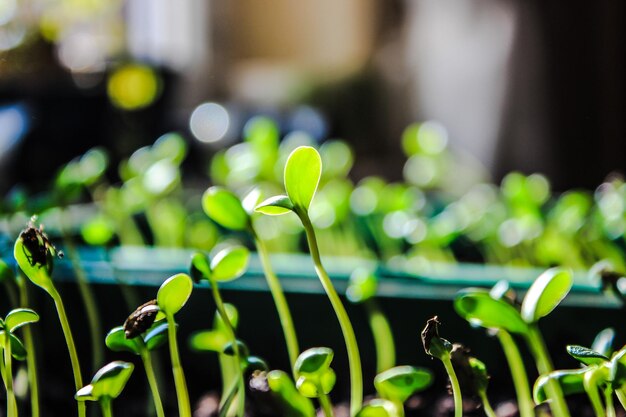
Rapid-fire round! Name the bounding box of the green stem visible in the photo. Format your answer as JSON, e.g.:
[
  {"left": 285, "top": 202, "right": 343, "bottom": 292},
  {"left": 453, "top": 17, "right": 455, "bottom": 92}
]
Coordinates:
[
  {"left": 100, "top": 397, "right": 113, "bottom": 417},
  {"left": 18, "top": 278, "right": 39, "bottom": 417},
  {"left": 62, "top": 234, "right": 104, "bottom": 373},
  {"left": 497, "top": 331, "right": 533, "bottom": 417},
  {"left": 525, "top": 325, "right": 570, "bottom": 417},
  {"left": 48, "top": 286, "right": 85, "bottom": 417},
  {"left": 219, "top": 378, "right": 239, "bottom": 417},
  {"left": 605, "top": 389, "right": 615, "bottom": 417},
  {"left": 479, "top": 391, "right": 497, "bottom": 417},
  {"left": 615, "top": 388, "right": 626, "bottom": 410},
  {"left": 317, "top": 390, "right": 335, "bottom": 417},
  {"left": 584, "top": 384, "right": 605, "bottom": 417},
  {"left": 4, "top": 332, "right": 18, "bottom": 417},
  {"left": 166, "top": 314, "right": 191, "bottom": 417},
  {"left": 140, "top": 347, "right": 166, "bottom": 417},
  {"left": 364, "top": 300, "right": 395, "bottom": 373},
  {"left": 299, "top": 211, "right": 362, "bottom": 417},
  {"left": 253, "top": 233, "right": 300, "bottom": 374},
  {"left": 441, "top": 355, "right": 463, "bottom": 417},
  {"left": 210, "top": 281, "right": 244, "bottom": 417}
]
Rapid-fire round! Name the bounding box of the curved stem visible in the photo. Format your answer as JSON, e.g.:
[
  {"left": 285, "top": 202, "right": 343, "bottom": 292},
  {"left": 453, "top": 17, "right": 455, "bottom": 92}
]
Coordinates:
[
  {"left": 18, "top": 278, "right": 40, "bottom": 417},
  {"left": 100, "top": 397, "right": 113, "bottom": 417},
  {"left": 364, "top": 300, "right": 395, "bottom": 373},
  {"left": 4, "top": 332, "right": 18, "bottom": 417},
  {"left": 605, "top": 389, "right": 615, "bottom": 417},
  {"left": 317, "top": 390, "right": 335, "bottom": 417},
  {"left": 210, "top": 281, "right": 245, "bottom": 417},
  {"left": 166, "top": 314, "right": 191, "bottom": 417},
  {"left": 299, "top": 211, "right": 362, "bottom": 417},
  {"left": 479, "top": 391, "right": 497, "bottom": 417},
  {"left": 442, "top": 355, "right": 463, "bottom": 417},
  {"left": 140, "top": 347, "right": 165, "bottom": 417},
  {"left": 62, "top": 233, "right": 104, "bottom": 373},
  {"left": 49, "top": 286, "right": 85, "bottom": 417},
  {"left": 497, "top": 331, "right": 533, "bottom": 417},
  {"left": 253, "top": 233, "right": 300, "bottom": 374},
  {"left": 525, "top": 325, "right": 569, "bottom": 417}
]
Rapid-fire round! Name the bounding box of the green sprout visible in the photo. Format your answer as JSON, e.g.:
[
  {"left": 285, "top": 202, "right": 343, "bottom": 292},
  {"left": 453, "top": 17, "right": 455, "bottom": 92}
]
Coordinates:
[
  {"left": 371, "top": 365, "right": 432, "bottom": 417},
  {"left": 14, "top": 221, "right": 86, "bottom": 417},
  {"left": 255, "top": 369, "right": 316, "bottom": 417},
  {"left": 202, "top": 185, "right": 301, "bottom": 372},
  {"left": 190, "top": 247, "right": 249, "bottom": 417},
  {"left": 75, "top": 361, "right": 134, "bottom": 417},
  {"left": 106, "top": 316, "right": 169, "bottom": 417},
  {"left": 256, "top": 146, "right": 363, "bottom": 416},
  {"left": 294, "top": 347, "right": 337, "bottom": 417},
  {"left": 0, "top": 308, "right": 39, "bottom": 417},
  {"left": 455, "top": 268, "right": 574, "bottom": 417},
  {"left": 449, "top": 346, "right": 496, "bottom": 417},
  {"left": 421, "top": 317, "right": 462, "bottom": 417},
  {"left": 347, "top": 268, "right": 395, "bottom": 373},
  {"left": 156, "top": 273, "right": 194, "bottom": 417}
]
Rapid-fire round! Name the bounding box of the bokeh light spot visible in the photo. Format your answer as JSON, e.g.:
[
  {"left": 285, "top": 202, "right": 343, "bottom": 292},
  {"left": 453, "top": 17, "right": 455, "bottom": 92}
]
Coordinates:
[
  {"left": 107, "top": 64, "right": 160, "bottom": 110},
  {"left": 190, "top": 102, "right": 230, "bottom": 144}
]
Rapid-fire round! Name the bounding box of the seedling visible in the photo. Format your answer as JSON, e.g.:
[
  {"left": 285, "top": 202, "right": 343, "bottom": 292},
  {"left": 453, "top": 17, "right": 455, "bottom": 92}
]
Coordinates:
[
  {"left": 421, "top": 317, "right": 462, "bottom": 417},
  {"left": 294, "top": 347, "right": 337, "bottom": 417},
  {"left": 156, "top": 273, "right": 194, "bottom": 417},
  {"left": 106, "top": 319, "right": 169, "bottom": 417},
  {"left": 370, "top": 365, "right": 432, "bottom": 417},
  {"left": 190, "top": 246, "right": 250, "bottom": 417},
  {"left": 455, "top": 268, "right": 574, "bottom": 417},
  {"left": 75, "top": 361, "right": 134, "bottom": 417},
  {"left": 449, "top": 345, "right": 496, "bottom": 417},
  {"left": 347, "top": 268, "right": 395, "bottom": 373},
  {"left": 202, "top": 185, "right": 300, "bottom": 372},
  {"left": 14, "top": 221, "right": 86, "bottom": 417},
  {"left": 256, "top": 146, "right": 363, "bottom": 416},
  {"left": 0, "top": 308, "right": 39, "bottom": 417},
  {"left": 259, "top": 369, "right": 316, "bottom": 417}
]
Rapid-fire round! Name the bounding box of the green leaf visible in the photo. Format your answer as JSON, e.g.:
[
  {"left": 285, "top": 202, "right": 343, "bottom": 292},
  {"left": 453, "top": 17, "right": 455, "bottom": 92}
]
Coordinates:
[
  {"left": 566, "top": 345, "right": 608, "bottom": 366},
  {"left": 190, "top": 252, "right": 211, "bottom": 283},
  {"left": 374, "top": 365, "right": 432, "bottom": 403},
  {"left": 5, "top": 308, "right": 39, "bottom": 332},
  {"left": 0, "top": 332, "right": 28, "bottom": 361},
  {"left": 454, "top": 290, "right": 528, "bottom": 334},
  {"left": 14, "top": 231, "right": 54, "bottom": 292},
  {"left": 143, "top": 321, "right": 169, "bottom": 351},
  {"left": 609, "top": 348, "right": 626, "bottom": 385},
  {"left": 157, "top": 273, "right": 193, "bottom": 316},
  {"left": 295, "top": 347, "right": 334, "bottom": 376},
  {"left": 255, "top": 195, "right": 294, "bottom": 216},
  {"left": 189, "top": 330, "right": 229, "bottom": 352},
  {"left": 81, "top": 361, "right": 134, "bottom": 400},
  {"left": 356, "top": 399, "right": 401, "bottom": 417},
  {"left": 296, "top": 368, "right": 336, "bottom": 398},
  {"left": 591, "top": 328, "right": 615, "bottom": 357},
  {"left": 215, "top": 303, "right": 239, "bottom": 330},
  {"left": 521, "top": 268, "right": 573, "bottom": 323},
  {"left": 202, "top": 187, "right": 249, "bottom": 231},
  {"left": 284, "top": 146, "right": 322, "bottom": 212},
  {"left": 210, "top": 246, "right": 249, "bottom": 282},
  {"left": 105, "top": 327, "right": 141, "bottom": 355},
  {"left": 75, "top": 384, "right": 97, "bottom": 401},
  {"left": 266, "top": 370, "right": 316, "bottom": 417},
  {"left": 533, "top": 368, "right": 587, "bottom": 403}
]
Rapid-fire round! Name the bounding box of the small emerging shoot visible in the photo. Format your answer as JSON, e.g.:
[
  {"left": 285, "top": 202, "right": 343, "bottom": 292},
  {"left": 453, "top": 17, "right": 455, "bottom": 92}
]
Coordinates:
[{"left": 75, "top": 361, "right": 134, "bottom": 417}]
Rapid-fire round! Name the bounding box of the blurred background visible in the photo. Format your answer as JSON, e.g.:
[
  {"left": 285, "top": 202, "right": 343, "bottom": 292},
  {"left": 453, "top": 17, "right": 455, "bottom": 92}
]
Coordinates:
[{"left": 0, "top": 0, "right": 624, "bottom": 192}]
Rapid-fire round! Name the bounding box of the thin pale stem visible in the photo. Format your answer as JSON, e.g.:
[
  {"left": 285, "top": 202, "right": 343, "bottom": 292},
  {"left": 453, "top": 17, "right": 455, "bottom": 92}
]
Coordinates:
[
  {"left": 442, "top": 355, "right": 463, "bottom": 417},
  {"left": 219, "top": 378, "right": 239, "bottom": 417},
  {"left": 605, "top": 389, "right": 616, "bottom": 417},
  {"left": 364, "top": 300, "right": 395, "bottom": 373},
  {"left": 584, "top": 384, "right": 605, "bottom": 417},
  {"left": 299, "top": 211, "right": 362, "bottom": 417},
  {"left": 210, "top": 281, "right": 245, "bottom": 417},
  {"left": 479, "top": 391, "right": 497, "bottom": 417},
  {"left": 4, "top": 332, "right": 18, "bottom": 417},
  {"left": 49, "top": 286, "right": 85, "bottom": 417},
  {"left": 18, "top": 278, "right": 39, "bottom": 417},
  {"left": 140, "top": 347, "right": 165, "bottom": 417},
  {"left": 615, "top": 388, "right": 626, "bottom": 410},
  {"left": 525, "top": 325, "right": 570, "bottom": 417},
  {"left": 497, "top": 331, "right": 533, "bottom": 417},
  {"left": 100, "top": 397, "right": 113, "bottom": 417},
  {"left": 253, "top": 233, "right": 300, "bottom": 374},
  {"left": 317, "top": 390, "right": 335, "bottom": 417},
  {"left": 166, "top": 314, "right": 191, "bottom": 417}
]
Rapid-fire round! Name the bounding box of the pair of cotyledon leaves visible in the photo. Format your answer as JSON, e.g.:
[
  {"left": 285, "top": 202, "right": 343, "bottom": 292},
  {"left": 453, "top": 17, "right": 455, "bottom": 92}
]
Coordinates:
[
  {"left": 75, "top": 361, "right": 134, "bottom": 402},
  {"left": 0, "top": 308, "right": 39, "bottom": 361},
  {"left": 202, "top": 147, "right": 322, "bottom": 230},
  {"left": 454, "top": 268, "right": 574, "bottom": 335}
]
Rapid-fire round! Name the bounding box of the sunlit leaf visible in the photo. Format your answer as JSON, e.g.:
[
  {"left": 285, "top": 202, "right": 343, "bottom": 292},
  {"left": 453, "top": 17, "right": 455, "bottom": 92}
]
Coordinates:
[
  {"left": 143, "top": 321, "right": 169, "bottom": 351},
  {"left": 374, "top": 365, "right": 432, "bottom": 403},
  {"left": 5, "top": 309, "right": 39, "bottom": 332},
  {"left": 347, "top": 268, "right": 378, "bottom": 303},
  {"left": 210, "top": 246, "right": 249, "bottom": 282},
  {"left": 202, "top": 187, "right": 249, "bottom": 231},
  {"left": 591, "top": 328, "right": 615, "bottom": 357},
  {"left": 356, "top": 399, "right": 401, "bottom": 417},
  {"left": 566, "top": 345, "right": 608, "bottom": 366},
  {"left": 190, "top": 252, "right": 211, "bottom": 283},
  {"left": 454, "top": 290, "right": 528, "bottom": 334},
  {"left": 78, "top": 361, "right": 134, "bottom": 400},
  {"left": 157, "top": 274, "right": 193, "bottom": 316},
  {"left": 295, "top": 347, "right": 334, "bottom": 376},
  {"left": 533, "top": 368, "right": 586, "bottom": 404},
  {"left": 521, "top": 268, "right": 573, "bottom": 323},
  {"left": 189, "top": 330, "right": 228, "bottom": 352},
  {"left": 105, "top": 327, "right": 141, "bottom": 355},
  {"left": 255, "top": 195, "right": 294, "bottom": 216},
  {"left": 284, "top": 146, "right": 322, "bottom": 212},
  {"left": 266, "top": 370, "right": 316, "bottom": 417}
]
